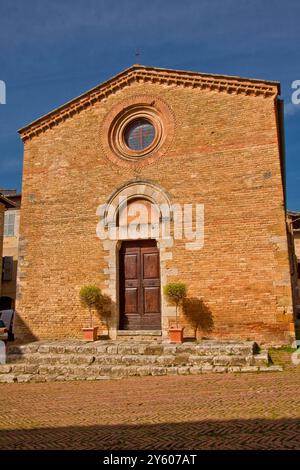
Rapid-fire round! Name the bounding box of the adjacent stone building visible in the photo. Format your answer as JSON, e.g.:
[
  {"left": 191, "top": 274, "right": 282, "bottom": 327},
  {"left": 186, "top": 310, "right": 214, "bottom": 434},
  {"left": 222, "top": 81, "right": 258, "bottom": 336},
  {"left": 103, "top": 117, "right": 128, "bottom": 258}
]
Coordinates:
[
  {"left": 0, "top": 193, "right": 16, "bottom": 298},
  {"left": 0, "top": 190, "right": 22, "bottom": 310},
  {"left": 288, "top": 210, "right": 300, "bottom": 318},
  {"left": 16, "top": 65, "right": 296, "bottom": 344}
]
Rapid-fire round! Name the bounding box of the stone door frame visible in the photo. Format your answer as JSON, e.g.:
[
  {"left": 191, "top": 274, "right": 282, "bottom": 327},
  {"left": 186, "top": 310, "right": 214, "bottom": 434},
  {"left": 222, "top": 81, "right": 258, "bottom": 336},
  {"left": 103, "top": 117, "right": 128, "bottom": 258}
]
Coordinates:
[{"left": 101, "top": 180, "right": 177, "bottom": 339}]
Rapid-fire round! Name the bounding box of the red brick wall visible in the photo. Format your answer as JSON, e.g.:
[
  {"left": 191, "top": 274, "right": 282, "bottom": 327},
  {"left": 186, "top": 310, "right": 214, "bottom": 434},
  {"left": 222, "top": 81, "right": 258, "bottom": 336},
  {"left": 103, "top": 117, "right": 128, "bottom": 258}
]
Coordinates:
[{"left": 16, "top": 78, "right": 295, "bottom": 345}]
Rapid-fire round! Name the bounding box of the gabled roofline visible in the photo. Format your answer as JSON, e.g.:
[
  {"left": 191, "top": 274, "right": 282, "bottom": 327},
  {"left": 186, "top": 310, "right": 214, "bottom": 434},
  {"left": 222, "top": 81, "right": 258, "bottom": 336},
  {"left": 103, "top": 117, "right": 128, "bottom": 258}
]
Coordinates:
[
  {"left": 288, "top": 210, "right": 300, "bottom": 218},
  {"left": 0, "top": 194, "right": 17, "bottom": 209},
  {"left": 18, "top": 64, "right": 281, "bottom": 142}
]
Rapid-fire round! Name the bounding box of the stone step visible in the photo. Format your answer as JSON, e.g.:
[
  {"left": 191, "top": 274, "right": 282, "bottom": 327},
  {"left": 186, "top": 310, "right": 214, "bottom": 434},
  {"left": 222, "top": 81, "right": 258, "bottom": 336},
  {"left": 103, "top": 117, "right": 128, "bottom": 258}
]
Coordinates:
[
  {"left": 7, "top": 340, "right": 257, "bottom": 357},
  {"left": 0, "top": 340, "right": 273, "bottom": 383},
  {"left": 0, "top": 363, "right": 283, "bottom": 383},
  {"left": 5, "top": 351, "right": 268, "bottom": 367},
  {"left": 116, "top": 330, "right": 163, "bottom": 342}
]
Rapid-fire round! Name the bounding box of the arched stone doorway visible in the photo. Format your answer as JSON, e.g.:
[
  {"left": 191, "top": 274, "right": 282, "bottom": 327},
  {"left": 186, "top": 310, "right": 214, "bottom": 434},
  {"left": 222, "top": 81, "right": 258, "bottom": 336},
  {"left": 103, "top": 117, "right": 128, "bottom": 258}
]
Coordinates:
[{"left": 100, "top": 180, "right": 176, "bottom": 339}]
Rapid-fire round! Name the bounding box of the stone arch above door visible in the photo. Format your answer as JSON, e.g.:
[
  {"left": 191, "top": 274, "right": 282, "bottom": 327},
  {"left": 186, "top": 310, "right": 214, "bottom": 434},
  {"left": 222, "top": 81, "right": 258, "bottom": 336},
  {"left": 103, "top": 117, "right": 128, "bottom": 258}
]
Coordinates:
[
  {"left": 103, "top": 180, "right": 172, "bottom": 229},
  {"left": 118, "top": 197, "right": 161, "bottom": 227}
]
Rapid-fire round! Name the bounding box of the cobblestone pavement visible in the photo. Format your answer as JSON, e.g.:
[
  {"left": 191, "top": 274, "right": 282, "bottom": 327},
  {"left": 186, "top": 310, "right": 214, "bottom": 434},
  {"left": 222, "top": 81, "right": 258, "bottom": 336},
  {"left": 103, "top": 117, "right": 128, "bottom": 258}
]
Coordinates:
[{"left": 0, "top": 351, "right": 300, "bottom": 450}]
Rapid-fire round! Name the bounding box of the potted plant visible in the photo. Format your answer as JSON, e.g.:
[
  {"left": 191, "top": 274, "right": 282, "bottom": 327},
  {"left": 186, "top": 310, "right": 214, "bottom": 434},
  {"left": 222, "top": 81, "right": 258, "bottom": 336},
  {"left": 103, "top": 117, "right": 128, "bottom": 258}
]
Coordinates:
[
  {"left": 79, "top": 285, "right": 102, "bottom": 341},
  {"left": 163, "top": 282, "right": 187, "bottom": 343}
]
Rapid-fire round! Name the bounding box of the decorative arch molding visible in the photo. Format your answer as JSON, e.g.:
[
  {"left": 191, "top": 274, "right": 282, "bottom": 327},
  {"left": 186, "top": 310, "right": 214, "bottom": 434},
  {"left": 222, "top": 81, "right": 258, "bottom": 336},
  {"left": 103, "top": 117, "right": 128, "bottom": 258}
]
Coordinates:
[{"left": 104, "top": 179, "right": 172, "bottom": 228}]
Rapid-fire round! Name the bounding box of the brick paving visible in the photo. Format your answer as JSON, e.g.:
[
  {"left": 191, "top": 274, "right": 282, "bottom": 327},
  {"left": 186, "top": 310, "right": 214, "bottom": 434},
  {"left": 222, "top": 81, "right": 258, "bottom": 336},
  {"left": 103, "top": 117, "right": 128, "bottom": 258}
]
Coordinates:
[{"left": 0, "top": 351, "right": 300, "bottom": 450}]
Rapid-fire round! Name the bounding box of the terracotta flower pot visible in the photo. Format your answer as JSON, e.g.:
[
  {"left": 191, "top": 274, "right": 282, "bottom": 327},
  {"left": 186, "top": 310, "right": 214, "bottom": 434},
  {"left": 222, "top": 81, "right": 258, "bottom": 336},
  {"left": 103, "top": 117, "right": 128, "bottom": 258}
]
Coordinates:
[
  {"left": 82, "top": 326, "right": 98, "bottom": 342},
  {"left": 168, "top": 327, "right": 183, "bottom": 344}
]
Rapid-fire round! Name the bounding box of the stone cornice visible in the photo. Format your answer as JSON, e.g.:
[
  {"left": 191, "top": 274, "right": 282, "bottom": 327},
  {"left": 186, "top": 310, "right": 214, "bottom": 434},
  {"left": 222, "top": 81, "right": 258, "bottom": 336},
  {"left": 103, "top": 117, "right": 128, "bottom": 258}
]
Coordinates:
[{"left": 18, "top": 65, "right": 280, "bottom": 142}]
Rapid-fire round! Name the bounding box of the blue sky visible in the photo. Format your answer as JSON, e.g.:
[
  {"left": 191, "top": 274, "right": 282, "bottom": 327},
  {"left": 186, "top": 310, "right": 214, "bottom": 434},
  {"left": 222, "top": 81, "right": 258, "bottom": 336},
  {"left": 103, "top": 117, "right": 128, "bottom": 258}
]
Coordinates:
[{"left": 0, "top": 0, "right": 299, "bottom": 209}]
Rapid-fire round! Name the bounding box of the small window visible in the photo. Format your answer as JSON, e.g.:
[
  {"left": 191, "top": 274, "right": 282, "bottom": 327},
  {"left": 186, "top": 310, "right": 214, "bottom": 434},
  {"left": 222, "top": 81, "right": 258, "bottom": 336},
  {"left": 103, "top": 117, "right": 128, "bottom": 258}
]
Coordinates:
[
  {"left": 4, "top": 212, "right": 15, "bottom": 237},
  {"left": 124, "top": 119, "right": 155, "bottom": 151}
]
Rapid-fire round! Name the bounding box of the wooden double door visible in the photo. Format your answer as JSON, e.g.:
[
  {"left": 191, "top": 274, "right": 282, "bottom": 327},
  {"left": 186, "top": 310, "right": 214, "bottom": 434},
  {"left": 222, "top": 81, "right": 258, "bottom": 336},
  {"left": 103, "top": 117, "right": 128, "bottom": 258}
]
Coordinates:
[{"left": 119, "top": 240, "right": 161, "bottom": 330}]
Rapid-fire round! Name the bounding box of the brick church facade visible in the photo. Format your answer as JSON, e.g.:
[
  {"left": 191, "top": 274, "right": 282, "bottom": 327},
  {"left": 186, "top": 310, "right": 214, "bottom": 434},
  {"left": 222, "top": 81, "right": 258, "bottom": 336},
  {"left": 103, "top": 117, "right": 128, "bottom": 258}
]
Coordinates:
[{"left": 16, "top": 65, "right": 296, "bottom": 344}]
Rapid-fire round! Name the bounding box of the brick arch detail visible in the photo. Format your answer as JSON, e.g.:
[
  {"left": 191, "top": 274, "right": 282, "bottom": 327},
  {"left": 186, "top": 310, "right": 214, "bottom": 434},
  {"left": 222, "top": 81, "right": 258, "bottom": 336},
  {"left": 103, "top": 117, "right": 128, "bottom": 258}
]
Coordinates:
[{"left": 104, "top": 180, "right": 172, "bottom": 227}]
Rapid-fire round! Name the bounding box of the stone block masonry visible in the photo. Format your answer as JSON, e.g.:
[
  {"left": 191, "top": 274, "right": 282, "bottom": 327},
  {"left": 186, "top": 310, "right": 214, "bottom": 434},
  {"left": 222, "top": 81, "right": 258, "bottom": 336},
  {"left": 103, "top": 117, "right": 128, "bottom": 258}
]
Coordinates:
[{"left": 0, "top": 340, "right": 282, "bottom": 383}]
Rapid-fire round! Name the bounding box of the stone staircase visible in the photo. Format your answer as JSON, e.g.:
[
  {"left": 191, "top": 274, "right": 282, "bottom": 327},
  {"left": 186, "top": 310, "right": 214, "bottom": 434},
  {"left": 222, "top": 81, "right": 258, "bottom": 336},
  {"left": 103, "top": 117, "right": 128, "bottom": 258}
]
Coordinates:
[{"left": 0, "top": 340, "right": 282, "bottom": 383}]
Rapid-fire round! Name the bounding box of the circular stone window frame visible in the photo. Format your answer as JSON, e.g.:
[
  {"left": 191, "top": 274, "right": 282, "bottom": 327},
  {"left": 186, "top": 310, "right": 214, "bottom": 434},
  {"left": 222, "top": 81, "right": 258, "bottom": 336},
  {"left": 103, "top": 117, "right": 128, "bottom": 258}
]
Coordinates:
[
  {"left": 112, "top": 107, "right": 161, "bottom": 159},
  {"left": 101, "top": 95, "right": 175, "bottom": 169}
]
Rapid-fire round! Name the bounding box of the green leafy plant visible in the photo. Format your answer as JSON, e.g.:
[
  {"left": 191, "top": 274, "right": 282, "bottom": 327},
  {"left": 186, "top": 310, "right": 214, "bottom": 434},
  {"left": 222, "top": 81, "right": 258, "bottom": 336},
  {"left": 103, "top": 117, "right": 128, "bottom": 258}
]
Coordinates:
[
  {"left": 79, "top": 285, "right": 102, "bottom": 328},
  {"left": 163, "top": 282, "right": 187, "bottom": 328}
]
